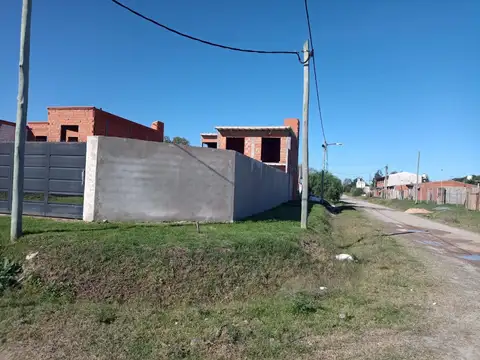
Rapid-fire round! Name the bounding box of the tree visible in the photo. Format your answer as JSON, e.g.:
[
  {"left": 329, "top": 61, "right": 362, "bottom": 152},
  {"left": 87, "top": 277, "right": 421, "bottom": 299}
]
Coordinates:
[
  {"left": 342, "top": 178, "right": 354, "bottom": 193},
  {"left": 309, "top": 170, "right": 343, "bottom": 203},
  {"left": 374, "top": 169, "right": 383, "bottom": 179},
  {"left": 373, "top": 169, "right": 384, "bottom": 187},
  {"left": 352, "top": 188, "right": 364, "bottom": 196},
  {"left": 164, "top": 136, "right": 190, "bottom": 146},
  {"left": 453, "top": 175, "right": 479, "bottom": 185}
]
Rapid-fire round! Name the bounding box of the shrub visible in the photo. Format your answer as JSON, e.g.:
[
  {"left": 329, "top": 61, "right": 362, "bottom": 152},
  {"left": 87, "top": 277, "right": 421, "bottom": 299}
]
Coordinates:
[
  {"left": 309, "top": 171, "right": 343, "bottom": 203},
  {"left": 0, "top": 257, "right": 22, "bottom": 294},
  {"left": 352, "top": 188, "right": 364, "bottom": 197}
]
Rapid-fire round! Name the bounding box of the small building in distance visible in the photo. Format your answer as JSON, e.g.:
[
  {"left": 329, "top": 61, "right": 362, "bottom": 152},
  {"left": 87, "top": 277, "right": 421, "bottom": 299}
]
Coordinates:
[
  {"left": 356, "top": 178, "right": 367, "bottom": 189},
  {"left": 200, "top": 118, "right": 300, "bottom": 199},
  {"left": 26, "top": 107, "right": 164, "bottom": 143}
]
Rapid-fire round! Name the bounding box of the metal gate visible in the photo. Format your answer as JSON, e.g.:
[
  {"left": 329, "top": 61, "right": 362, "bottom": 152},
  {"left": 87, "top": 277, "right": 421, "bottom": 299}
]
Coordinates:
[{"left": 0, "top": 142, "right": 86, "bottom": 219}]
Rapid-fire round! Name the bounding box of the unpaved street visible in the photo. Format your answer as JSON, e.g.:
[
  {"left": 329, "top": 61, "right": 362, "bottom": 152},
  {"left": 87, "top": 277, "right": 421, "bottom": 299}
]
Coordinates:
[{"left": 345, "top": 196, "right": 480, "bottom": 360}]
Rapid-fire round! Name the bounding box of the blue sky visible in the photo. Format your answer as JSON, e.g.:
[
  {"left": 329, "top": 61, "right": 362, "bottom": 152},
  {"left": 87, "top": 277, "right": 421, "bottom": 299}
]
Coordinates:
[{"left": 1, "top": 0, "right": 478, "bottom": 181}]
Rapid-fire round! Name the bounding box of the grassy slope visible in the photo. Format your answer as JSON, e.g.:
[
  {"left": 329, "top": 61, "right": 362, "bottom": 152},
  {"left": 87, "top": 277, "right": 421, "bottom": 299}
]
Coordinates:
[
  {"left": 367, "top": 198, "right": 480, "bottom": 233},
  {"left": 0, "top": 203, "right": 431, "bottom": 359}
]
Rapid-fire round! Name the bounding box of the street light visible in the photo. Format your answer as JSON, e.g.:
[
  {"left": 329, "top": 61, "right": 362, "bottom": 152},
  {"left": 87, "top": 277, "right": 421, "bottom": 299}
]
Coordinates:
[{"left": 321, "top": 141, "right": 343, "bottom": 200}]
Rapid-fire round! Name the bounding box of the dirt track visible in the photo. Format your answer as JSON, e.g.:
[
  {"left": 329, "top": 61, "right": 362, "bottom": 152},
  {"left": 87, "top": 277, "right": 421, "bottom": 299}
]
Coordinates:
[{"left": 345, "top": 196, "right": 480, "bottom": 360}]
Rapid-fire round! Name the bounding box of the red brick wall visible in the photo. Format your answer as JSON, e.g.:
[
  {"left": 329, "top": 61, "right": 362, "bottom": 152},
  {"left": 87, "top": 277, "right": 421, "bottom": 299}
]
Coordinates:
[
  {"left": 216, "top": 118, "right": 300, "bottom": 199},
  {"left": 28, "top": 121, "right": 52, "bottom": 140},
  {"left": 93, "top": 109, "right": 164, "bottom": 142},
  {"left": 45, "top": 107, "right": 95, "bottom": 142},
  {"left": 417, "top": 181, "right": 474, "bottom": 202},
  {"left": 0, "top": 121, "right": 16, "bottom": 142},
  {"left": 244, "top": 137, "right": 262, "bottom": 161},
  {"left": 284, "top": 119, "right": 300, "bottom": 200},
  {"left": 218, "top": 129, "right": 291, "bottom": 164},
  {"left": 28, "top": 107, "right": 164, "bottom": 143},
  {"left": 200, "top": 134, "right": 218, "bottom": 146}
]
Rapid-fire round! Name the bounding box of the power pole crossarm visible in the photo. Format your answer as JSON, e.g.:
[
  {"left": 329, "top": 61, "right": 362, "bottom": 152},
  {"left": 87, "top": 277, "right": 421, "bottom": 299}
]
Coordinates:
[
  {"left": 300, "top": 40, "right": 310, "bottom": 229},
  {"left": 11, "top": 0, "right": 32, "bottom": 242}
]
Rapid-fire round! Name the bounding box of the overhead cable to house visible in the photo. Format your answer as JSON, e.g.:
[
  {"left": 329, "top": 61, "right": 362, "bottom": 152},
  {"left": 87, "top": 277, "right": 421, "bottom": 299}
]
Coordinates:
[
  {"left": 303, "top": 0, "right": 327, "bottom": 144},
  {"left": 111, "top": 0, "right": 309, "bottom": 64}
]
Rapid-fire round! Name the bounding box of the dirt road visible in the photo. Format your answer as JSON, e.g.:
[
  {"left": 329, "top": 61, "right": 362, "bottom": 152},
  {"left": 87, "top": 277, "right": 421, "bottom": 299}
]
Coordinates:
[{"left": 344, "top": 196, "right": 480, "bottom": 360}]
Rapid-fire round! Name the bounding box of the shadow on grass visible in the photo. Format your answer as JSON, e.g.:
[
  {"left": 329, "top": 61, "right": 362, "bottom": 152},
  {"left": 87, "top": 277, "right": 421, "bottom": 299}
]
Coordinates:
[
  {"left": 246, "top": 200, "right": 314, "bottom": 222},
  {"left": 23, "top": 225, "right": 121, "bottom": 235},
  {"left": 321, "top": 200, "right": 358, "bottom": 214}
]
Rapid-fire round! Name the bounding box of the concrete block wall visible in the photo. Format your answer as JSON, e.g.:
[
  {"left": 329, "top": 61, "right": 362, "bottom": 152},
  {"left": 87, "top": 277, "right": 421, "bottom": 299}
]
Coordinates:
[
  {"left": 84, "top": 137, "right": 291, "bottom": 223},
  {"left": 84, "top": 137, "right": 236, "bottom": 222},
  {"left": 233, "top": 152, "right": 290, "bottom": 220}
]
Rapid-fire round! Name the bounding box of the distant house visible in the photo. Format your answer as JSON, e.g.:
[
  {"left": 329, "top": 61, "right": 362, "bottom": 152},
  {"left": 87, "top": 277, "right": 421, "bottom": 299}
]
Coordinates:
[
  {"left": 375, "top": 172, "right": 424, "bottom": 188},
  {"left": 373, "top": 171, "right": 423, "bottom": 199},
  {"left": 356, "top": 178, "right": 367, "bottom": 189}
]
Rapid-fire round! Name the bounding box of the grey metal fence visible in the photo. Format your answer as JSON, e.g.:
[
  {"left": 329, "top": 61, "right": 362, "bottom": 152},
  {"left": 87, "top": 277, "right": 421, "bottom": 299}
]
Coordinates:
[{"left": 0, "top": 142, "right": 86, "bottom": 219}]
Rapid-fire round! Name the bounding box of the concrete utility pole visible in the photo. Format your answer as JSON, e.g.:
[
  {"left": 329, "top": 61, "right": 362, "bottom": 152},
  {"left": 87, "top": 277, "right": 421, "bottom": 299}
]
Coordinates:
[
  {"left": 384, "top": 165, "right": 388, "bottom": 199},
  {"left": 415, "top": 151, "right": 420, "bottom": 204},
  {"left": 300, "top": 40, "right": 310, "bottom": 229},
  {"left": 11, "top": 0, "right": 32, "bottom": 242}
]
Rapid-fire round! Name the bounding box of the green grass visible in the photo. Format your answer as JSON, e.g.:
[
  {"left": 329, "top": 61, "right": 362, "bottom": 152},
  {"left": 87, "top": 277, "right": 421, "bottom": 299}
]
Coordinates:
[
  {"left": 367, "top": 198, "right": 480, "bottom": 233},
  {"left": 0, "top": 202, "right": 431, "bottom": 359},
  {"left": 0, "top": 192, "right": 83, "bottom": 205}
]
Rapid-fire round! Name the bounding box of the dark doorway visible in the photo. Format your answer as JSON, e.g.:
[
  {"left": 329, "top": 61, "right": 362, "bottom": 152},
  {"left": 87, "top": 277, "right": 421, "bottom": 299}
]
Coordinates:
[
  {"left": 261, "top": 138, "right": 281, "bottom": 163},
  {"left": 60, "top": 125, "right": 79, "bottom": 142},
  {"left": 226, "top": 137, "right": 245, "bottom": 154},
  {"left": 206, "top": 142, "right": 217, "bottom": 149}
]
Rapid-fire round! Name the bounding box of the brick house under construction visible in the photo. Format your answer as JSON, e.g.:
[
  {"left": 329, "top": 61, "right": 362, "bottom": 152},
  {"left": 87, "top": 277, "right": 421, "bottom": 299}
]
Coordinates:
[
  {"left": 201, "top": 118, "right": 300, "bottom": 199},
  {"left": 0, "top": 107, "right": 165, "bottom": 143}
]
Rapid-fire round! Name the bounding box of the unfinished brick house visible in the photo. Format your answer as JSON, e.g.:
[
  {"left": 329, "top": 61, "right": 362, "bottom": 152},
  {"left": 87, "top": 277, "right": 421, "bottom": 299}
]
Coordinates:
[
  {"left": 0, "top": 120, "right": 16, "bottom": 142},
  {"left": 26, "top": 107, "right": 164, "bottom": 142},
  {"left": 201, "top": 118, "right": 300, "bottom": 199}
]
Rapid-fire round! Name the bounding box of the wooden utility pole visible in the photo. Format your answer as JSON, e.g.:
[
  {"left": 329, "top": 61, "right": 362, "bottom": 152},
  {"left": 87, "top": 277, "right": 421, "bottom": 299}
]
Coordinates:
[
  {"left": 300, "top": 40, "right": 310, "bottom": 229},
  {"left": 415, "top": 151, "right": 420, "bottom": 204},
  {"left": 384, "top": 165, "right": 388, "bottom": 199},
  {"left": 11, "top": 0, "right": 32, "bottom": 242}
]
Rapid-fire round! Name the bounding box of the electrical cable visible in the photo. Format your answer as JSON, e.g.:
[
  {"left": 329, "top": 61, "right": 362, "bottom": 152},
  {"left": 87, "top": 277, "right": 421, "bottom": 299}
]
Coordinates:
[
  {"left": 111, "top": 0, "right": 309, "bottom": 64},
  {"left": 303, "top": 0, "right": 327, "bottom": 143}
]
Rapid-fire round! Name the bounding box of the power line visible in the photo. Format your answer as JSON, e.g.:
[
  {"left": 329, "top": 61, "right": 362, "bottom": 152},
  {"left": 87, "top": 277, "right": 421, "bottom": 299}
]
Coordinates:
[
  {"left": 111, "top": 0, "right": 308, "bottom": 64},
  {"left": 303, "top": 0, "right": 327, "bottom": 143}
]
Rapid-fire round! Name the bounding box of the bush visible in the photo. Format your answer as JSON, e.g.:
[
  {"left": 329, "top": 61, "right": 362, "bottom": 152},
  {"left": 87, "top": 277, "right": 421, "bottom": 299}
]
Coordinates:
[
  {"left": 0, "top": 257, "right": 22, "bottom": 293},
  {"left": 309, "top": 171, "right": 343, "bottom": 203},
  {"left": 351, "top": 188, "right": 364, "bottom": 197}
]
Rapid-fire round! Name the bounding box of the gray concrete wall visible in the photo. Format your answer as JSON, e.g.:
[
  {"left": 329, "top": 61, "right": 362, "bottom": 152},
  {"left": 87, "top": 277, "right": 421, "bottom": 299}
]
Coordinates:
[
  {"left": 83, "top": 136, "right": 236, "bottom": 222},
  {"left": 233, "top": 152, "right": 291, "bottom": 220}
]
